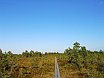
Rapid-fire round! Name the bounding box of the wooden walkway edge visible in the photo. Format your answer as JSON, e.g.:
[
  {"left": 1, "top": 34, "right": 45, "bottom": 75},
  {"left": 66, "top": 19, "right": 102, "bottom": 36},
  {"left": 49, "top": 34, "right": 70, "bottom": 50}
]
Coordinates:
[{"left": 54, "top": 57, "right": 61, "bottom": 78}]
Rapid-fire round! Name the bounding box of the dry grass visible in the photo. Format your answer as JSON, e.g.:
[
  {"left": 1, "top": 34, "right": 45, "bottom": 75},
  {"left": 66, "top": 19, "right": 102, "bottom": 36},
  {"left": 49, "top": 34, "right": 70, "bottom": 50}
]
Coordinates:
[{"left": 15, "top": 54, "right": 82, "bottom": 78}]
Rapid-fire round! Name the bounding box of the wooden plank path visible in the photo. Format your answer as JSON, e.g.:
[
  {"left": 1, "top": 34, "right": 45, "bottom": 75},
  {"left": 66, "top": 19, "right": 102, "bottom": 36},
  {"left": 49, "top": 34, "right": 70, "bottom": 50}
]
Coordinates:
[{"left": 54, "top": 57, "right": 61, "bottom": 78}]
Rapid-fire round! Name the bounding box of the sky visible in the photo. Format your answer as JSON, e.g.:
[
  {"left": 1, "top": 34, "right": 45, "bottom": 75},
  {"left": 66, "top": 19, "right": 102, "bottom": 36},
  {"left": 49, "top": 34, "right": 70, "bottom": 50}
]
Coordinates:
[{"left": 0, "top": 0, "right": 104, "bottom": 54}]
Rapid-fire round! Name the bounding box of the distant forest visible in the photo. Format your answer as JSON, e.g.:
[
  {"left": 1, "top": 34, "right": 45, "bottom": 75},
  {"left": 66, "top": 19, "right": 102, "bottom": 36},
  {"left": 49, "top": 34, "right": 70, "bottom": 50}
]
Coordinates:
[{"left": 0, "top": 42, "right": 104, "bottom": 78}]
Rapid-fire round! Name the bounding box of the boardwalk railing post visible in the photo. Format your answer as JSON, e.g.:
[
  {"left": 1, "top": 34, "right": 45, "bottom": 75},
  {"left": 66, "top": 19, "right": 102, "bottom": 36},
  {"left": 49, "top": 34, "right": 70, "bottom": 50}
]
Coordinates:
[{"left": 54, "top": 57, "right": 61, "bottom": 78}]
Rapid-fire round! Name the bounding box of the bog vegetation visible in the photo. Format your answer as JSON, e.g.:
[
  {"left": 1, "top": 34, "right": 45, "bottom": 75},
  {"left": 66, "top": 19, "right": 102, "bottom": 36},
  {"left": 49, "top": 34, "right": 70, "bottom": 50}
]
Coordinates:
[{"left": 0, "top": 42, "right": 104, "bottom": 78}]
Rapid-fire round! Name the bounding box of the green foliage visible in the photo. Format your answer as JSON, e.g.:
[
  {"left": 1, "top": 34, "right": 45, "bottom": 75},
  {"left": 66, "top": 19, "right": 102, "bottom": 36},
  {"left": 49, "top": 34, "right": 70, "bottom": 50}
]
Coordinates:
[
  {"left": 73, "top": 42, "right": 80, "bottom": 51},
  {"left": 22, "top": 50, "right": 42, "bottom": 57},
  {"left": 0, "top": 42, "right": 104, "bottom": 78},
  {"left": 64, "top": 42, "right": 104, "bottom": 77}
]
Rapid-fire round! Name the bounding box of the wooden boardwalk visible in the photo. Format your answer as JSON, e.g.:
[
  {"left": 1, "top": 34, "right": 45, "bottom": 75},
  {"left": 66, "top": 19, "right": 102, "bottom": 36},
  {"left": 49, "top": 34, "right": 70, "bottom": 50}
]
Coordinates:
[{"left": 54, "top": 57, "right": 61, "bottom": 78}]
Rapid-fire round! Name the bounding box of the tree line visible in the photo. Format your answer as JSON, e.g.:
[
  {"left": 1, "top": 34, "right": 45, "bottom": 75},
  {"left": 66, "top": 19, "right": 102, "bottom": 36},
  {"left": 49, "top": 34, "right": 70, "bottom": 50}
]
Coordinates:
[
  {"left": 0, "top": 42, "right": 104, "bottom": 78},
  {"left": 64, "top": 42, "right": 104, "bottom": 77}
]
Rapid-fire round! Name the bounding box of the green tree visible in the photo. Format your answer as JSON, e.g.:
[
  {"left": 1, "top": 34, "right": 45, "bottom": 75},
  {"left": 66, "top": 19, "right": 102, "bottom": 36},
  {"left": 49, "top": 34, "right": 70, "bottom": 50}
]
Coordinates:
[
  {"left": 73, "top": 42, "right": 80, "bottom": 51},
  {"left": 0, "top": 49, "right": 3, "bottom": 78},
  {"left": 22, "top": 50, "right": 30, "bottom": 57}
]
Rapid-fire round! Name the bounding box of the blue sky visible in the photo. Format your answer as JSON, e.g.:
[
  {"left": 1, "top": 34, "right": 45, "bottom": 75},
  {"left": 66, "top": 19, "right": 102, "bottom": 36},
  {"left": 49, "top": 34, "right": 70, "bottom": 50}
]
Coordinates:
[{"left": 0, "top": 0, "right": 104, "bottom": 53}]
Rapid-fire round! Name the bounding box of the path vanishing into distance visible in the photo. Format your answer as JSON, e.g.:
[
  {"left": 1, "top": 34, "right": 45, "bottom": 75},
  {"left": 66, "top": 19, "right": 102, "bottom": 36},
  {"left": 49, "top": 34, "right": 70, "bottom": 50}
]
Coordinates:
[{"left": 54, "top": 57, "right": 61, "bottom": 78}]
